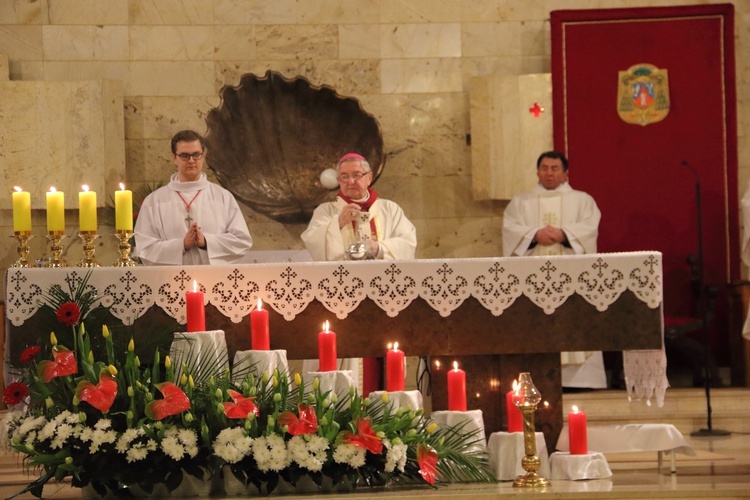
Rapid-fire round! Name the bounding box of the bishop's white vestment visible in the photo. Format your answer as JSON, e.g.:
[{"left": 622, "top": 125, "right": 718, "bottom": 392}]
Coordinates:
[
  {"left": 502, "top": 181, "right": 606, "bottom": 388},
  {"left": 301, "top": 197, "right": 416, "bottom": 261},
  {"left": 134, "top": 173, "right": 253, "bottom": 266}
]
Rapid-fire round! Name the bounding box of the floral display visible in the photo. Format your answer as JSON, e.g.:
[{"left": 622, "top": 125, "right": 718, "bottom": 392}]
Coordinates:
[{"left": 1, "top": 277, "right": 493, "bottom": 498}]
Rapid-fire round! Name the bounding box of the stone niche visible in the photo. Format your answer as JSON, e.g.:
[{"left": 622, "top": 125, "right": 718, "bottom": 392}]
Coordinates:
[
  {"left": 0, "top": 79, "right": 125, "bottom": 209},
  {"left": 470, "top": 73, "right": 553, "bottom": 201}
]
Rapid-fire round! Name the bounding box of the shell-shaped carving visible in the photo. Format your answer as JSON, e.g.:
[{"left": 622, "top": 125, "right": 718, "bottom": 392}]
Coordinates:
[{"left": 205, "top": 71, "right": 385, "bottom": 224}]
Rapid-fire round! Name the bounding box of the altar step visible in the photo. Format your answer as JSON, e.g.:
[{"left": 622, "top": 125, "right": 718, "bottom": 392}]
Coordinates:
[{"left": 562, "top": 387, "right": 750, "bottom": 435}]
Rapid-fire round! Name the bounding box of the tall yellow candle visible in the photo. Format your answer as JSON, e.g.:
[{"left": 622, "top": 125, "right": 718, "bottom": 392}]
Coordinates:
[
  {"left": 79, "top": 185, "right": 97, "bottom": 232},
  {"left": 46, "top": 187, "right": 65, "bottom": 233},
  {"left": 115, "top": 183, "right": 133, "bottom": 231},
  {"left": 12, "top": 186, "right": 31, "bottom": 232}
]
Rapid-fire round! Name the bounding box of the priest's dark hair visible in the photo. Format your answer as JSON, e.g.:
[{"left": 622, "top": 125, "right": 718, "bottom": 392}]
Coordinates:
[
  {"left": 536, "top": 151, "right": 568, "bottom": 172},
  {"left": 171, "top": 129, "right": 206, "bottom": 154}
]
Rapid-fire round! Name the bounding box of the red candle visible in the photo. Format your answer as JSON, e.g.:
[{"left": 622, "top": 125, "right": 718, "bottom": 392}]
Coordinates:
[
  {"left": 251, "top": 299, "right": 270, "bottom": 350},
  {"left": 568, "top": 405, "right": 588, "bottom": 455},
  {"left": 186, "top": 280, "right": 205, "bottom": 332},
  {"left": 385, "top": 342, "right": 405, "bottom": 392},
  {"left": 318, "top": 321, "right": 337, "bottom": 372},
  {"left": 447, "top": 361, "right": 467, "bottom": 411},
  {"left": 506, "top": 379, "right": 523, "bottom": 432}
]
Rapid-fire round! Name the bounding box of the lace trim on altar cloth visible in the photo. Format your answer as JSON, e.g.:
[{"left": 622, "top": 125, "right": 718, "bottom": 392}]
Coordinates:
[
  {"left": 623, "top": 348, "right": 668, "bottom": 407},
  {"left": 4, "top": 252, "right": 663, "bottom": 327}
]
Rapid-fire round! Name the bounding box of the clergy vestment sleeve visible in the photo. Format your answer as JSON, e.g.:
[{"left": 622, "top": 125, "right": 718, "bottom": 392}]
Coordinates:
[
  {"left": 502, "top": 195, "right": 539, "bottom": 256},
  {"left": 559, "top": 192, "right": 601, "bottom": 254},
  {"left": 202, "top": 190, "right": 254, "bottom": 265},
  {"left": 301, "top": 203, "right": 348, "bottom": 261},
  {"left": 375, "top": 201, "right": 417, "bottom": 260},
  {"left": 134, "top": 193, "right": 189, "bottom": 266}
]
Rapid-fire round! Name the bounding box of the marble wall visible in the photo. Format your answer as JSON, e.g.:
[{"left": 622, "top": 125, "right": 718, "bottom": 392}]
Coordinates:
[{"left": 0, "top": 0, "right": 747, "bottom": 273}]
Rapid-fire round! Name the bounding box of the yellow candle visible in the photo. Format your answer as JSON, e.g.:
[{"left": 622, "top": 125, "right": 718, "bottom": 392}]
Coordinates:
[
  {"left": 46, "top": 187, "right": 65, "bottom": 233},
  {"left": 79, "top": 185, "right": 97, "bottom": 232},
  {"left": 115, "top": 183, "right": 133, "bottom": 231},
  {"left": 12, "top": 186, "right": 31, "bottom": 232}
]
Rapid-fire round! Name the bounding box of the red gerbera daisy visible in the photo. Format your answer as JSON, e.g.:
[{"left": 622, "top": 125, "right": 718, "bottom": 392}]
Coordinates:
[
  {"left": 20, "top": 346, "right": 40, "bottom": 364},
  {"left": 3, "top": 382, "right": 30, "bottom": 406},
  {"left": 56, "top": 302, "right": 81, "bottom": 327}
]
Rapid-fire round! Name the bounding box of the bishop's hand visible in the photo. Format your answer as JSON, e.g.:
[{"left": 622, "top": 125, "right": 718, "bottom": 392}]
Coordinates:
[{"left": 338, "top": 203, "right": 361, "bottom": 229}]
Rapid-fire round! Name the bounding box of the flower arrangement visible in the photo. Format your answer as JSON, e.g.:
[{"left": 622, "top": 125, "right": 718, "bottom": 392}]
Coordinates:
[{"left": 2, "top": 278, "right": 494, "bottom": 498}]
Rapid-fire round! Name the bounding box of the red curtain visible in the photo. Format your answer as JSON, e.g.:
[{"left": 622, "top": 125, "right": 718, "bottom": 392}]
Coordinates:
[{"left": 551, "top": 5, "right": 738, "bottom": 356}]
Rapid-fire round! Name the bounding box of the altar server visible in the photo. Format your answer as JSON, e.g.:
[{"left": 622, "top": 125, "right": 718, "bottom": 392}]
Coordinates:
[
  {"left": 301, "top": 152, "right": 417, "bottom": 261},
  {"left": 503, "top": 151, "right": 605, "bottom": 388},
  {"left": 134, "top": 130, "right": 253, "bottom": 265}
]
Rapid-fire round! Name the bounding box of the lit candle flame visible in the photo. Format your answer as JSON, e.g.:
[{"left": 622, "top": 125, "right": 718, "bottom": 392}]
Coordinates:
[
  {"left": 452, "top": 361, "right": 459, "bottom": 371},
  {"left": 13, "top": 186, "right": 22, "bottom": 192},
  {"left": 257, "top": 298, "right": 263, "bottom": 310},
  {"left": 82, "top": 184, "right": 89, "bottom": 192},
  {"left": 393, "top": 341, "right": 399, "bottom": 351},
  {"left": 434, "top": 360, "right": 441, "bottom": 369},
  {"left": 572, "top": 405, "right": 579, "bottom": 413},
  {"left": 193, "top": 280, "right": 198, "bottom": 293},
  {"left": 543, "top": 401, "right": 550, "bottom": 409},
  {"left": 49, "top": 186, "right": 57, "bottom": 193},
  {"left": 475, "top": 392, "right": 480, "bottom": 398},
  {"left": 119, "top": 182, "right": 125, "bottom": 190},
  {"left": 512, "top": 379, "right": 519, "bottom": 392},
  {"left": 323, "top": 320, "right": 329, "bottom": 332}
]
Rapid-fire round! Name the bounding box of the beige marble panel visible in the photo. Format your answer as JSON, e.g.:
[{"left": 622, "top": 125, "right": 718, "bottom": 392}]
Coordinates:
[
  {"left": 299, "top": 59, "right": 380, "bottom": 95},
  {"left": 129, "top": 0, "right": 214, "bottom": 25},
  {"left": 414, "top": 215, "right": 503, "bottom": 259},
  {"left": 42, "top": 26, "right": 128, "bottom": 61},
  {"left": 0, "top": 54, "right": 7, "bottom": 80},
  {"left": 357, "top": 93, "right": 410, "bottom": 138},
  {"left": 48, "top": 0, "right": 128, "bottom": 25},
  {"left": 125, "top": 138, "right": 173, "bottom": 184},
  {"left": 462, "top": 22, "right": 524, "bottom": 57},
  {"left": 214, "top": 26, "right": 256, "bottom": 61},
  {"left": 469, "top": 73, "right": 552, "bottom": 201},
  {"left": 256, "top": 25, "right": 338, "bottom": 60},
  {"left": 409, "top": 93, "right": 469, "bottom": 136},
  {"left": 130, "top": 26, "right": 215, "bottom": 60},
  {"left": 9, "top": 60, "right": 43, "bottom": 80},
  {"left": 244, "top": 220, "right": 306, "bottom": 250},
  {"left": 385, "top": 133, "right": 470, "bottom": 178},
  {"left": 381, "top": 58, "right": 463, "bottom": 94},
  {"left": 461, "top": 55, "right": 549, "bottom": 86},
  {"left": 0, "top": 0, "right": 45, "bottom": 24},
  {"left": 381, "top": 23, "right": 461, "bottom": 58},
  {"left": 43, "top": 61, "right": 130, "bottom": 88},
  {"left": 461, "top": 0, "right": 557, "bottom": 22},
  {"left": 380, "top": 0, "right": 460, "bottom": 23},
  {"left": 0, "top": 26, "right": 42, "bottom": 60},
  {"left": 124, "top": 95, "right": 219, "bottom": 140},
  {"left": 214, "top": 0, "right": 292, "bottom": 25},
  {"left": 296, "top": 0, "right": 380, "bottom": 25},
  {"left": 129, "top": 61, "right": 215, "bottom": 97},
  {"left": 338, "top": 24, "right": 381, "bottom": 59},
  {"left": 0, "top": 80, "right": 125, "bottom": 210}
]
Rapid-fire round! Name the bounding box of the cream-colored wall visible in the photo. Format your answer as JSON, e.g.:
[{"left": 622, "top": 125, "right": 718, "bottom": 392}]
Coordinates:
[{"left": 0, "top": 0, "right": 747, "bottom": 268}]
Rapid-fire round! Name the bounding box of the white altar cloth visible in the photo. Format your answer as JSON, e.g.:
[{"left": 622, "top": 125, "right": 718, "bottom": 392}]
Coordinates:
[
  {"left": 3, "top": 252, "right": 666, "bottom": 404},
  {"left": 232, "top": 349, "right": 289, "bottom": 384},
  {"left": 431, "top": 409, "right": 487, "bottom": 454},
  {"left": 170, "top": 330, "right": 228, "bottom": 380},
  {"left": 549, "top": 451, "right": 612, "bottom": 480},
  {"left": 487, "top": 431, "right": 551, "bottom": 481}
]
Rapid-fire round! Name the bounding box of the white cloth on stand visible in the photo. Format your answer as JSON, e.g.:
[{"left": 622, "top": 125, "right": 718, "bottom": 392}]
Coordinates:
[
  {"left": 170, "top": 330, "right": 229, "bottom": 381},
  {"left": 368, "top": 390, "right": 423, "bottom": 411},
  {"left": 232, "top": 350, "right": 289, "bottom": 384},
  {"left": 487, "top": 431, "right": 551, "bottom": 481},
  {"left": 431, "top": 410, "right": 486, "bottom": 454},
  {"left": 549, "top": 451, "right": 612, "bottom": 480}
]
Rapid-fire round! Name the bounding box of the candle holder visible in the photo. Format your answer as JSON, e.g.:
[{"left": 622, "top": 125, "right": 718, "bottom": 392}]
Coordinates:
[
  {"left": 44, "top": 231, "right": 68, "bottom": 268},
  {"left": 512, "top": 372, "right": 550, "bottom": 489},
  {"left": 10, "top": 231, "right": 34, "bottom": 268},
  {"left": 77, "top": 231, "right": 100, "bottom": 267},
  {"left": 112, "top": 230, "right": 137, "bottom": 267}
]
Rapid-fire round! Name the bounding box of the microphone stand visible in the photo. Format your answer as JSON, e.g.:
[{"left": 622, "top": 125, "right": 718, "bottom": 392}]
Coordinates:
[{"left": 681, "top": 161, "right": 730, "bottom": 437}]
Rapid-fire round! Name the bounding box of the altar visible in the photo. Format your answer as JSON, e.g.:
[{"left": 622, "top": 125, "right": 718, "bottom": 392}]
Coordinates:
[{"left": 4, "top": 251, "right": 665, "bottom": 451}]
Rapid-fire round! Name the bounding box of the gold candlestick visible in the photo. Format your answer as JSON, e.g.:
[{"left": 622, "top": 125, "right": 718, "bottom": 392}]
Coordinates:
[
  {"left": 77, "top": 231, "right": 100, "bottom": 267},
  {"left": 112, "top": 230, "right": 137, "bottom": 267},
  {"left": 10, "top": 231, "right": 34, "bottom": 268},
  {"left": 45, "top": 231, "right": 68, "bottom": 268},
  {"left": 512, "top": 372, "right": 550, "bottom": 489}
]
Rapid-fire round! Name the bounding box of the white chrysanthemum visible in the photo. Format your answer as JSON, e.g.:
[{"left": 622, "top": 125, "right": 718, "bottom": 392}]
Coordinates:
[
  {"left": 177, "top": 428, "right": 199, "bottom": 458},
  {"left": 126, "top": 444, "right": 150, "bottom": 463},
  {"left": 287, "top": 435, "right": 329, "bottom": 472},
  {"left": 332, "top": 443, "right": 366, "bottom": 469},
  {"left": 15, "top": 415, "right": 46, "bottom": 439},
  {"left": 38, "top": 420, "right": 57, "bottom": 442},
  {"left": 50, "top": 423, "right": 76, "bottom": 449},
  {"left": 253, "top": 434, "right": 290, "bottom": 472},
  {"left": 383, "top": 439, "right": 408, "bottom": 473},
  {"left": 24, "top": 431, "right": 37, "bottom": 446},
  {"left": 94, "top": 419, "right": 112, "bottom": 430},
  {"left": 0, "top": 411, "right": 23, "bottom": 450},
  {"left": 87, "top": 429, "right": 117, "bottom": 454},
  {"left": 161, "top": 429, "right": 185, "bottom": 461},
  {"left": 116, "top": 428, "right": 145, "bottom": 453},
  {"left": 213, "top": 428, "right": 253, "bottom": 464}
]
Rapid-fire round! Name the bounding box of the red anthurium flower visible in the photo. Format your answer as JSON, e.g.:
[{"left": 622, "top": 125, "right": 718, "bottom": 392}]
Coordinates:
[
  {"left": 37, "top": 347, "right": 78, "bottom": 383},
  {"left": 278, "top": 404, "right": 318, "bottom": 435},
  {"left": 76, "top": 370, "right": 118, "bottom": 413},
  {"left": 340, "top": 418, "right": 383, "bottom": 455},
  {"left": 222, "top": 389, "right": 260, "bottom": 419},
  {"left": 56, "top": 301, "right": 81, "bottom": 326},
  {"left": 417, "top": 443, "right": 439, "bottom": 486},
  {"left": 20, "top": 346, "right": 40, "bottom": 364},
  {"left": 145, "top": 382, "right": 191, "bottom": 420},
  {"left": 3, "top": 382, "right": 30, "bottom": 406}
]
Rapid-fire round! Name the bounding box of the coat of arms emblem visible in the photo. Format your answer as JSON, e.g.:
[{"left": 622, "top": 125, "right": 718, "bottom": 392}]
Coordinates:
[{"left": 617, "top": 63, "right": 670, "bottom": 126}]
